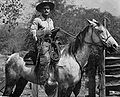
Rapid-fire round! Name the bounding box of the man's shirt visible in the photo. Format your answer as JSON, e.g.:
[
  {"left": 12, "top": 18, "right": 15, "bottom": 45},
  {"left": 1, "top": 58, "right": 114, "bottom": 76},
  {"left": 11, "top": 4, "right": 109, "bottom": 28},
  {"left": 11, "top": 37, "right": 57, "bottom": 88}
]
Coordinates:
[{"left": 31, "top": 15, "right": 54, "bottom": 36}]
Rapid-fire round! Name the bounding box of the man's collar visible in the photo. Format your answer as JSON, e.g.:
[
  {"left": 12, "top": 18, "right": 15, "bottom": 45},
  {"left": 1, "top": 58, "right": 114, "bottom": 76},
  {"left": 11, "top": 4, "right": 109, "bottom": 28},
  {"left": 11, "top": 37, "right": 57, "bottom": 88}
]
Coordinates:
[{"left": 39, "top": 15, "right": 50, "bottom": 21}]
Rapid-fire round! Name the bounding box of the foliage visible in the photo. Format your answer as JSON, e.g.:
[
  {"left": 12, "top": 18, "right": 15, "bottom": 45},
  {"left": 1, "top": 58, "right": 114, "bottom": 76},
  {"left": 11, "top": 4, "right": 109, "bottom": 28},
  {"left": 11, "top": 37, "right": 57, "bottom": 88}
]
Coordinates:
[
  {"left": 0, "top": 24, "right": 28, "bottom": 54},
  {"left": 0, "top": 0, "right": 24, "bottom": 31},
  {"left": 0, "top": 0, "right": 25, "bottom": 54},
  {"left": 0, "top": 0, "right": 120, "bottom": 54},
  {"left": 52, "top": 4, "right": 120, "bottom": 44}
]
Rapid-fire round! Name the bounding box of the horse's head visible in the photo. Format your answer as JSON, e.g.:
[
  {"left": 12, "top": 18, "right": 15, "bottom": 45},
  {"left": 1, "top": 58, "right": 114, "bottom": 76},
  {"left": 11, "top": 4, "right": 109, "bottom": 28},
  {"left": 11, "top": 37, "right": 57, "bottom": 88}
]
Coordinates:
[{"left": 86, "top": 19, "right": 118, "bottom": 53}]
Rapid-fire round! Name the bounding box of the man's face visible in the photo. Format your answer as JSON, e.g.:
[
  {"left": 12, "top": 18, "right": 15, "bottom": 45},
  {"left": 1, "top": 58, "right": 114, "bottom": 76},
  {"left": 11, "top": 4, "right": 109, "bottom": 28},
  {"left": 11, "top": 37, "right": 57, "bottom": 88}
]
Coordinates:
[{"left": 42, "top": 5, "right": 51, "bottom": 16}]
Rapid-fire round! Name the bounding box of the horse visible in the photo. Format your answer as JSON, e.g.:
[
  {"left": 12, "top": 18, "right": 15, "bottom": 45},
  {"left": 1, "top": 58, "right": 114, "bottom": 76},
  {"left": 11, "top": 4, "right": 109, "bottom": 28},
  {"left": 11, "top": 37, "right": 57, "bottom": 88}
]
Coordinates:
[
  {"left": 2, "top": 34, "right": 60, "bottom": 97},
  {"left": 71, "top": 19, "right": 119, "bottom": 97},
  {"left": 3, "top": 19, "right": 118, "bottom": 97},
  {"left": 73, "top": 19, "right": 116, "bottom": 97},
  {"left": 50, "top": 19, "right": 118, "bottom": 97}
]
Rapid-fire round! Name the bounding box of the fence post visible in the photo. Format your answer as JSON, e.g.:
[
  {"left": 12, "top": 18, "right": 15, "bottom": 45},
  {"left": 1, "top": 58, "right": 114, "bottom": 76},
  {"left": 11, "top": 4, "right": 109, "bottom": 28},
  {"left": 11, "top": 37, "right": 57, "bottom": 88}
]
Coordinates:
[
  {"left": 99, "top": 17, "right": 108, "bottom": 97},
  {"left": 99, "top": 50, "right": 106, "bottom": 97}
]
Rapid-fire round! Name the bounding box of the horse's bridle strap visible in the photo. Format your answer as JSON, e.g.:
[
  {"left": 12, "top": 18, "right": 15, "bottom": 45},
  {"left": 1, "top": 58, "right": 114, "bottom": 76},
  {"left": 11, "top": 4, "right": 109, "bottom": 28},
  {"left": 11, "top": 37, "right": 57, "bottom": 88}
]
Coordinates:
[
  {"left": 84, "top": 40, "right": 103, "bottom": 48},
  {"left": 102, "top": 35, "right": 111, "bottom": 43},
  {"left": 83, "top": 28, "right": 103, "bottom": 48}
]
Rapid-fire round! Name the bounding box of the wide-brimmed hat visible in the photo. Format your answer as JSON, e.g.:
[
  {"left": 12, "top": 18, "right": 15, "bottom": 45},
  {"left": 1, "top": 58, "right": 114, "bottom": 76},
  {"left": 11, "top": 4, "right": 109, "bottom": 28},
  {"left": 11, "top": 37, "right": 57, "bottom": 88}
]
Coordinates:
[{"left": 36, "top": 1, "right": 55, "bottom": 12}]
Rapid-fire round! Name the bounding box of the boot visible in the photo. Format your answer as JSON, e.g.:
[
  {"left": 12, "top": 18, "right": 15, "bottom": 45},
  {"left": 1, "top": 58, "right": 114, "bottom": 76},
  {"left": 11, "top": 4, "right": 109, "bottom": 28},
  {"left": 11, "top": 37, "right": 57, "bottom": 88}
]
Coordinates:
[
  {"left": 24, "top": 51, "right": 37, "bottom": 65},
  {"left": 24, "top": 51, "right": 31, "bottom": 61}
]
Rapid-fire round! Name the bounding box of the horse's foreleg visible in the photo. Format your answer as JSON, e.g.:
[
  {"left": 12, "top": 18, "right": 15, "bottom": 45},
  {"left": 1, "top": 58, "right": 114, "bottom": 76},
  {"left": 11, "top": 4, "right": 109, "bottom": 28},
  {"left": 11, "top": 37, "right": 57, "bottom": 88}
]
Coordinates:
[
  {"left": 73, "top": 80, "right": 82, "bottom": 97},
  {"left": 3, "top": 79, "right": 17, "bottom": 96},
  {"left": 65, "top": 87, "right": 74, "bottom": 97},
  {"left": 12, "top": 77, "right": 28, "bottom": 97},
  {"left": 58, "top": 87, "right": 68, "bottom": 97},
  {"left": 3, "top": 85, "right": 14, "bottom": 96}
]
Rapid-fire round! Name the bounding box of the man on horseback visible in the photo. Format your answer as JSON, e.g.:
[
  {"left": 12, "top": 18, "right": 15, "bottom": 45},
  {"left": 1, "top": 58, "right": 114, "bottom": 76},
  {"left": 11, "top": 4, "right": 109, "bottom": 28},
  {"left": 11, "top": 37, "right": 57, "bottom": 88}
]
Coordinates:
[
  {"left": 31, "top": 1, "right": 55, "bottom": 41},
  {"left": 24, "top": 1, "right": 60, "bottom": 86}
]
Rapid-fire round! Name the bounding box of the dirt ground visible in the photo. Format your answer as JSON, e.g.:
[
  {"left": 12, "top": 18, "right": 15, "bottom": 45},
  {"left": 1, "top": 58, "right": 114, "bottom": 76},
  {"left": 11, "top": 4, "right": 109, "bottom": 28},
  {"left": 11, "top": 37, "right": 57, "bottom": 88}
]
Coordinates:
[{"left": 20, "top": 76, "right": 88, "bottom": 97}]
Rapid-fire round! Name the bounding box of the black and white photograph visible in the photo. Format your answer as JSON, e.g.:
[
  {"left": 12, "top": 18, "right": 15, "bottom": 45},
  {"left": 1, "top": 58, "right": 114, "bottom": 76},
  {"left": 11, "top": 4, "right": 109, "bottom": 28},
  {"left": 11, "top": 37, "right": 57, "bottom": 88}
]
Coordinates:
[{"left": 0, "top": 0, "right": 120, "bottom": 97}]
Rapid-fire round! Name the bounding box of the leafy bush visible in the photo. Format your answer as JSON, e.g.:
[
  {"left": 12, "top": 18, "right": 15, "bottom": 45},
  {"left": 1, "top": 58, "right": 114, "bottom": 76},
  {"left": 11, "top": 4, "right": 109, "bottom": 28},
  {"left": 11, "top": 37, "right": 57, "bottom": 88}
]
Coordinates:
[{"left": 0, "top": 0, "right": 120, "bottom": 54}]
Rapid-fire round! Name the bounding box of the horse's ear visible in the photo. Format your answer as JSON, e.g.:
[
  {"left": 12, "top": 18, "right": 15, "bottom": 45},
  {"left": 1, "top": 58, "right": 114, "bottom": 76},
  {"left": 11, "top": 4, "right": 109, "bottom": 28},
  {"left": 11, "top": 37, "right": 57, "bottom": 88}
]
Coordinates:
[
  {"left": 87, "top": 19, "right": 97, "bottom": 27},
  {"left": 87, "top": 19, "right": 92, "bottom": 24},
  {"left": 92, "top": 19, "right": 98, "bottom": 23},
  {"left": 92, "top": 19, "right": 100, "bottom": 26}
]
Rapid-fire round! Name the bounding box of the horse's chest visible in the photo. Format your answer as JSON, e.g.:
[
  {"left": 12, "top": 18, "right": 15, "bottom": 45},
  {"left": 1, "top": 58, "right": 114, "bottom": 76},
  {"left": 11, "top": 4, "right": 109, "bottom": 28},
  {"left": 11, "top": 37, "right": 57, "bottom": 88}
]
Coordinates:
[
  {"left": 76, "top": 48, "right": 90, "bottom": 67},
  {"left": 58, "top": 56, "right": 81, "bottom": 82}
]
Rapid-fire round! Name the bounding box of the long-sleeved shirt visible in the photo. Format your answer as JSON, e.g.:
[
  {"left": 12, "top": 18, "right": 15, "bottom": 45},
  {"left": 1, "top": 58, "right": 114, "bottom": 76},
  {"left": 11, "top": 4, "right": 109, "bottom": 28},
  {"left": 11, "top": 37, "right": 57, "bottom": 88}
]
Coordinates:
[{"left": 30, "top": 15, "right": 54, "bottom": 37}]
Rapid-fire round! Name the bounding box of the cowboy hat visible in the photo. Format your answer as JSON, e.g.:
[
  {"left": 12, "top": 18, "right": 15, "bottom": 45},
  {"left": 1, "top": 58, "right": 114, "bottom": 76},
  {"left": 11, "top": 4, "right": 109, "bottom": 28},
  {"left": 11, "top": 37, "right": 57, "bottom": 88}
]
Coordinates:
[{"left": 36, "top": 1, "right": 55, "bottom": 12}]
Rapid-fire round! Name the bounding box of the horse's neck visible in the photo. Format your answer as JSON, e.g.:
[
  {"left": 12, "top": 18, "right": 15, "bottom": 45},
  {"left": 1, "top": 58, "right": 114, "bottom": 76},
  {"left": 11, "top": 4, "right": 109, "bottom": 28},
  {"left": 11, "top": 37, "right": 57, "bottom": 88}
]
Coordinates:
[{"left": 75, "top": 43, "right": 91, "bottom": 68}]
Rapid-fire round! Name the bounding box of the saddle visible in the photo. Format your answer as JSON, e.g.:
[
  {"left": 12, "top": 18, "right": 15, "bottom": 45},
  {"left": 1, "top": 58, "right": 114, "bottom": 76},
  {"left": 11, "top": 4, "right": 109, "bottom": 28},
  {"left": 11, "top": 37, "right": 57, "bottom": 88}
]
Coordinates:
[
  {"left": 23, "top": 29, "right": 61, "bottom": 83},
  {"left": 24, "top": 28, "right": 61, "bottom": 65}
]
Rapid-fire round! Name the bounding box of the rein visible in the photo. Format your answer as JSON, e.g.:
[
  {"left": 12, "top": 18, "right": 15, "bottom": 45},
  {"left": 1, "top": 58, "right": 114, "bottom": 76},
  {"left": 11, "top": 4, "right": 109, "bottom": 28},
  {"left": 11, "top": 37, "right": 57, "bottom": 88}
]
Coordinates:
[
  {"left": 77, "top": 29, "right": 103, "bottom": 48},
  {"left": 84, "top": 34, "right": 104, "bottom": 48},
  {"left": 83, "top": 27, "right": 111, "bottom": 48}
]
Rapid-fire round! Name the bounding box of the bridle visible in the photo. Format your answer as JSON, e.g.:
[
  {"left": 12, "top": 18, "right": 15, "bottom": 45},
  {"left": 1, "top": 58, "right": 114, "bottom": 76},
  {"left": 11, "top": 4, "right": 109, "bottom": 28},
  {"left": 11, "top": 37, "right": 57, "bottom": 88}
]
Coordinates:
[{"left": 84, "top": 25, "right": 112, "bottom": 48}]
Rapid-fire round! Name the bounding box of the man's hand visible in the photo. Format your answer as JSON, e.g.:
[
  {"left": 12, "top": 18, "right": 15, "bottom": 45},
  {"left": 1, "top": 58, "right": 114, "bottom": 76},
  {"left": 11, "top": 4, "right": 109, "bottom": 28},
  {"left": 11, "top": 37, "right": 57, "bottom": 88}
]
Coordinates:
[
  {"left": 51, "top": 27, "right": 60, "bottom": 33},
  {"left": 34, "top": 35, "right": 37, "bottom": 41},
  {"left": 51, "top": 27, "right": 60, "bottom": 41}
]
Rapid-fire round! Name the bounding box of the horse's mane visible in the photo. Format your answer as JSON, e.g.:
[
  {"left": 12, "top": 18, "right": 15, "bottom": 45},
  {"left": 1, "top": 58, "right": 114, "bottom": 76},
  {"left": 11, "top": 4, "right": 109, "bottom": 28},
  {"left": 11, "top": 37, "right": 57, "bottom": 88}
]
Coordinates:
[{"left": 68, "top": 25, "right": 90, "bottom": 55}]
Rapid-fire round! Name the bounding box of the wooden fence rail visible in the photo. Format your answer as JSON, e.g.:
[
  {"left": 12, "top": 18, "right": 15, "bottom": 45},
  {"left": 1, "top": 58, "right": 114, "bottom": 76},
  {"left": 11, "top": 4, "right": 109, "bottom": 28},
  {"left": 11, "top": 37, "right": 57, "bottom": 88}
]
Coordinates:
[
  {"left": 105, "top": 56, "right": 120, "bottom": 96},
  {"left": 0, "top": 79, "right": 5, "bottom": 93}
]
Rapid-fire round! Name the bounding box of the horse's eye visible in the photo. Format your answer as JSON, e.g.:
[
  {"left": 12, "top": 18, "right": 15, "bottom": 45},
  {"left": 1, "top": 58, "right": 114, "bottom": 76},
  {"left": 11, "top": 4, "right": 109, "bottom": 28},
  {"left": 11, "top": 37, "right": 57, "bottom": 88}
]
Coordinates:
[
  {"left": 94, "top": 29, "right": 103, "bottom": 34},
  {"left": 98, "top": 30, "right": 103, "bottom": 33}
]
